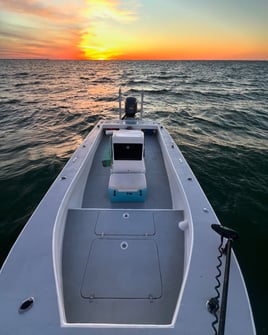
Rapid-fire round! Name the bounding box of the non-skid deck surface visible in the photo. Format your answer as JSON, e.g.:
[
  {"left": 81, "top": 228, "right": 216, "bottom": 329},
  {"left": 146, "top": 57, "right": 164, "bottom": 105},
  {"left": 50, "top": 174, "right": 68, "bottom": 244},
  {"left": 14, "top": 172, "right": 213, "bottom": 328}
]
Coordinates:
[
  {"left": 82, "top": 133, "right": 172, "bottom": 209},
  {"left": 62, "top": 208, "right": 184, "bottom": 324}
]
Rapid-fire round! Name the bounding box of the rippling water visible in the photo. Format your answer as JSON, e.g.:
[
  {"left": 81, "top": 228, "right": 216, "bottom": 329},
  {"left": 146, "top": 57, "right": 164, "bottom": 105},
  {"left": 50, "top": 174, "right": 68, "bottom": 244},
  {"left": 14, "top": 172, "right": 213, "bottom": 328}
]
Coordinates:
[{"left": 0, "top": 60, "right": 267, "bottom": 333}]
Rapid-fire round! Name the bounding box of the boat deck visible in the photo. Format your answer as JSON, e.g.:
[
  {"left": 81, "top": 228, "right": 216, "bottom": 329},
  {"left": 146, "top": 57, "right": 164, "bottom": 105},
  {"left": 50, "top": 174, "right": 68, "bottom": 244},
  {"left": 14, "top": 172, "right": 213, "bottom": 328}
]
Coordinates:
[
  {"left": 62, "top": 131, "right": 185, "bottom": 324},
  {"left": 62, "top": 208, "right": 184, "bottom": 324}
]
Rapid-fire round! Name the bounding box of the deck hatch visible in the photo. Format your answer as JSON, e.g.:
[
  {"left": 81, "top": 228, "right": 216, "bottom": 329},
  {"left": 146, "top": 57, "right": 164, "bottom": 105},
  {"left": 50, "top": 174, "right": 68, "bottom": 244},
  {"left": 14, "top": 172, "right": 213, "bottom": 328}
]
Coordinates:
[
  {"left": 81, "top": 239, "right": 162, "bottom": 299},
  {"left": 95, "top": 210, "right": 155, "bottom": 236}
]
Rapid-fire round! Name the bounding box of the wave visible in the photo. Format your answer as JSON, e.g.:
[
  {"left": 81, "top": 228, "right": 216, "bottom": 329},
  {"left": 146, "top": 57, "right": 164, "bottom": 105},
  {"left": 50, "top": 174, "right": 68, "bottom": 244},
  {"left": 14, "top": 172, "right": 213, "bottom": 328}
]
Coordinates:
[
  {"left": 92, "top": 77, "right": 113, "bottom": 84},
  {"left": 1, "top": 98, "right": 22, "bottom": 105},
  {"left": 14, "top": 72, "right": 29, "bottom": 77}
]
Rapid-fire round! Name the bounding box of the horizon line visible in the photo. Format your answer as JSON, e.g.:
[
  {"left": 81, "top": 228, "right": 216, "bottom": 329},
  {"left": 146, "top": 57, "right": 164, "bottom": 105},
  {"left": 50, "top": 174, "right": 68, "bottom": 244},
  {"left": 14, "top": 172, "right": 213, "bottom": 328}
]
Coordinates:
[{"left": 0, "top": 58, "right": 267, "bottom": 62}]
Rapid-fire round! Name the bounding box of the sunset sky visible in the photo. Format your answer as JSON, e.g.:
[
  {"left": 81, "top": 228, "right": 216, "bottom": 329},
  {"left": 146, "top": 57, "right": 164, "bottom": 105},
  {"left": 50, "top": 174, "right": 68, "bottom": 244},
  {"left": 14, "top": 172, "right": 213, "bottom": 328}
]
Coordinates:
[{"left": 0, "top": 0, "right": 267, "bottom": 60}]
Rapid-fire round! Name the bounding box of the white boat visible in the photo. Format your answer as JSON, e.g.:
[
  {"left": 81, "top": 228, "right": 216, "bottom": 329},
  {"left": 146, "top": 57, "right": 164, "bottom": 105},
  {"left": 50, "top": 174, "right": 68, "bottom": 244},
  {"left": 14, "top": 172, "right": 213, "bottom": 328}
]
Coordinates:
[{"left": 0, "top": 90, "right": 256, "bottom": 334}]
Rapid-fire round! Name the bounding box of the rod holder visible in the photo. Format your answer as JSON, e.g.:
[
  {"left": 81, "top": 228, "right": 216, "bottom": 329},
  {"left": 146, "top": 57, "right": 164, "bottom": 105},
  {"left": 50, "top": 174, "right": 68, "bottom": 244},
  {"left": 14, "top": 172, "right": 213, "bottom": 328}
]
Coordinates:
[{"left": 211, "top": 224, "right": 239, "bottom": 241}]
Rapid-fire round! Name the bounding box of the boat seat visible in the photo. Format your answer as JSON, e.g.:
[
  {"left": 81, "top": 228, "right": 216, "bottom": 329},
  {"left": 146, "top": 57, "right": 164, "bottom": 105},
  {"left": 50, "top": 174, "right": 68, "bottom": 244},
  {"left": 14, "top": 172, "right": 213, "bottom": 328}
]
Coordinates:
[{"left": 108, "top": 173, "right": 147, "bottom": 202}]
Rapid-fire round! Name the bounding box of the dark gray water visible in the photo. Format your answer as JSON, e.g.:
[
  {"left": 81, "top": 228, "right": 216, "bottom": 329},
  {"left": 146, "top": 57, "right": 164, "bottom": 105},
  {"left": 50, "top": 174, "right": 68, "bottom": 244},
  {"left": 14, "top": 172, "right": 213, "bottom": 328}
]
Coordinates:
[{"left": 0, "top": 60, "right": 267, "bottom": 333}]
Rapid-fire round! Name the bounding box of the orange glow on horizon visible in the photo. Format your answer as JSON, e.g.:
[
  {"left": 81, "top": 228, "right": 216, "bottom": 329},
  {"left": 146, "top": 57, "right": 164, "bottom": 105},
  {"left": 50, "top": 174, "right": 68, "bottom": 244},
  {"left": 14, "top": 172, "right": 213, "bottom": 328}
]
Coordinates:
[
  {"left": 76, "top": 47, "right": 268, "bottom": 61},
  {"left": 92, "top": 40, "right": 267, "bottom": 61}
]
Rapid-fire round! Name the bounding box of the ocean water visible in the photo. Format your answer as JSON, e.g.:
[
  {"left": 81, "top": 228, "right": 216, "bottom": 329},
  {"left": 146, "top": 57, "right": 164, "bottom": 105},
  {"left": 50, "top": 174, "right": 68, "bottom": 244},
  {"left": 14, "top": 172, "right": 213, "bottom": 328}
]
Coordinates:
[{"left": 0, "top": 60, "right": 267, "bottom": 333}]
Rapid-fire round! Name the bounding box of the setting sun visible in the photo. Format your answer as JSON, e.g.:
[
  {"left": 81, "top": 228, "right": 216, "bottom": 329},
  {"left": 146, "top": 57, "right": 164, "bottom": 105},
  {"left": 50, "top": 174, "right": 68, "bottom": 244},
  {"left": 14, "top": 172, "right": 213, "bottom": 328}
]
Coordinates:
[
  {"left": 79, "top": 28, "right": 123, "bottom": 60},
  {"left": 79, "top": 43, "right": 121, "bottom": 61}
]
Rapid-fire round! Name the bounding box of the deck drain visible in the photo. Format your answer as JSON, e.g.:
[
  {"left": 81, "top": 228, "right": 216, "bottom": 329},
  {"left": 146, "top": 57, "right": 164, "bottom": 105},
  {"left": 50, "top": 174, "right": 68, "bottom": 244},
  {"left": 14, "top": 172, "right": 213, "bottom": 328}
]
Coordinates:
[
  {"left": 120, "top": 241, "right": 128, "bottom": 250},
  {"left": 122, "top": 212, "right": 130, "bottom": 219},
  {"left": 19, "top": 297, "right": 34, "bottom": 313}
]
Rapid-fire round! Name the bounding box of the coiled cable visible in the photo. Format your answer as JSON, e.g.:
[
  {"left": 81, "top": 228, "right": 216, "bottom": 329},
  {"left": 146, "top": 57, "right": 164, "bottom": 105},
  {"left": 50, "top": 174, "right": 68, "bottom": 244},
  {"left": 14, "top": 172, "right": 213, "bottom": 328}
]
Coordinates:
[{"left": 207, "top": 236, "right": 224, "bottom": 335}]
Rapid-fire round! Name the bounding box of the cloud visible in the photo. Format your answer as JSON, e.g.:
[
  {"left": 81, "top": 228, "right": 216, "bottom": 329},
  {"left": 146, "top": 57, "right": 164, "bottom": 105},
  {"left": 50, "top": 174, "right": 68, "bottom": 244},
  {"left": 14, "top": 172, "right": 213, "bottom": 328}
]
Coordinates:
[
  {"left": 0, "top": 0, "right": 85, "bottom": 58},
  {"left": 0, "top": 0, "right": 141, "bottom": 59},
  {"left": 0, "top": 21, "right": 81, "bottom": 59},
  {"left": 0, "top": 0, "right": 79, "bottom": 22},
  {"left": 83, "top": 0, "right": 140, "bottom": 22},
  {"left": 79, "top": 0, "right": 141, "bottom": 59}
]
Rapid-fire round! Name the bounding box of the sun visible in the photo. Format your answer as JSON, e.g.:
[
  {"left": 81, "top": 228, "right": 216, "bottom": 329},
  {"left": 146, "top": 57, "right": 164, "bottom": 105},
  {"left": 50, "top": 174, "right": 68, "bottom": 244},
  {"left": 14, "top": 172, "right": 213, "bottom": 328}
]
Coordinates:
[
  {"left": 80, "top": 45, "right": 119, "bottom": 60},
  {"left": 79, "top": 33, "right": 122, "bottom": 60}
]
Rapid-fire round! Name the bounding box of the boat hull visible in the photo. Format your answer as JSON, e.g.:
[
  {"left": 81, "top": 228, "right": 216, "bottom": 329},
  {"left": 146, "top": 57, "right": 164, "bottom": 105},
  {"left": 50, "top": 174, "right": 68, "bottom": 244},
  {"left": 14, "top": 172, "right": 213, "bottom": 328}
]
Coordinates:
[{"left": 0, "top": 119, "right": 256, "bottom": 334}]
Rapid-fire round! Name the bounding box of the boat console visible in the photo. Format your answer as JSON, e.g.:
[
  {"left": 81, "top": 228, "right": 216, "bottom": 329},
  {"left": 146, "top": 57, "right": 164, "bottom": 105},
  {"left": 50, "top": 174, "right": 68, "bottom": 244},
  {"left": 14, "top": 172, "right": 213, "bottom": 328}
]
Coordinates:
[{"left": 108, "top": 129, "right": 147, "bottom": 202}]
